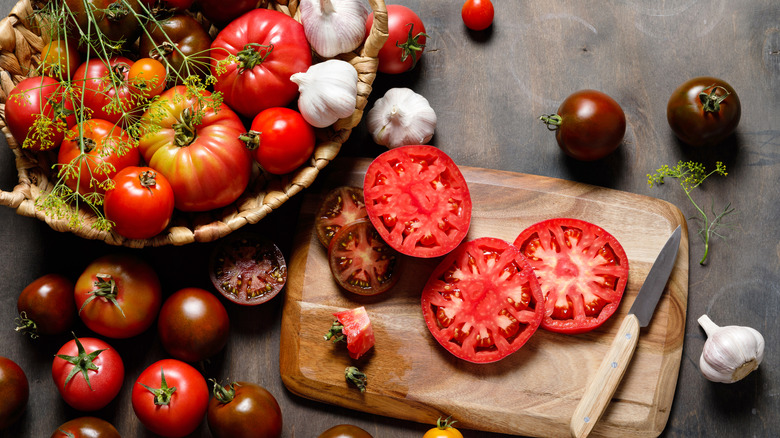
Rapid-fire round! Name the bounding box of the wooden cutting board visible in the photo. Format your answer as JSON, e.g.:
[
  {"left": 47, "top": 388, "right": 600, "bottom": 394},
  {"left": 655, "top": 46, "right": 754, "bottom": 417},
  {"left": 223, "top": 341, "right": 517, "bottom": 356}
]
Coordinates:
[{"left": 280, "top": 158, "right": 689, "bottom": 438}]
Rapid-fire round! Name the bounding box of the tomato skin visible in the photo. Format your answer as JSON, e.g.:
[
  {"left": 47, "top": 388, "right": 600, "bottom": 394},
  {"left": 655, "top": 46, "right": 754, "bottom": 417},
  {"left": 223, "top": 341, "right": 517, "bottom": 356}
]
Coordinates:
[
  {"left": 245, "top": 107, "right": 315, "bottom": 175},
  {"left": 52, "top": 337, "right": 124, "bottom": 411},
  {"left": 513, "top": 218, "right": 629, "bottom": 334},
  {"left": 0, "top": 357, "right": 29, "bottom": 430},
  {"left": 461, "top": 0, "right": 494, "bottom": 31},
  {"left": 139, "top": 13, "right": 212, "bottom": 85},
  {"left": 366, "top": 5, "right": 427, "bottom": 74},
  {"left": 132, "top": 359, "right": 209, "bottom": 438},
  {"left": 128, "top": 58, "right": 167, "bottom": 98},
  {"left": 104, "top": 166, "right": 175, "bottom": 240},
  {"left": 57, "top": 119, "right": 140, "bottom": 196},
  {"left": 64, "top": 0, "right": 141, "bottom": 47},
  {"left": 423, "top": 425, "right": 464, "bottom": 438},
  {"left": 157, "top": 288, "right": 229, "bottom": 363},
  {"left": 210, "top": 8, "right": 313, "bottom": 118},
  {"left": 16, "top": 273, "right": 76, "bottom": 337},
  {"left": 318, "top": 424, "right": 373, "bottom": 438},
  {"left": 207, "top": 381, "right": 283, "bottom": 438},
  {"left": 72, "top": 57, "right": 137, "bottom": 125},
  {"left": 666, "top": 76, "right": 741, "bottom": 147},
  {"left": 5, "top": 76, "right": 75, "bottom": 151},
  {"left": 139, "top": 85, "right": 252, "bottom": 212},
  {"left": 542, "top": 89, "right": 626, "bottom": 161},
  {"left": 75, "top": 254, "right": 162, "bottom": 339},
  {"left": 40, "top": 39, "right": 81, "bottom": 80},
  {"left": 50, "top": 416, "right": 120, "bottom": 438},
  {"left": 197, "top": 0, "right": 258, "bottom": 27}
]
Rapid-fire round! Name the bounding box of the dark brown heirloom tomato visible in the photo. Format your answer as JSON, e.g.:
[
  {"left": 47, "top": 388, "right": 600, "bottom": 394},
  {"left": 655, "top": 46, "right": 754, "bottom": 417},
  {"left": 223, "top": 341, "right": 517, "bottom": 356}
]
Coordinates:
[
  {"left": 667, "top": 76, "right": 741, "bottom": 147},
  {"left": 157, "top": 288, "right": 229, "bottom": 362},
  {"left": 207, "top": 381, "right": 283, "bottom": 438},
  {"left": 65, "top": 0, "right": 142, "bottom": 47},
  {"left": 139, "top": 13, "right": 212, "bottom": 84},
  {"left": 209, "top": 233, "right": 287, "bottom": 305},
  {"left": 315, "top": 186, "right": 369, "bottom": 247},
  {"left": 0, "top": 357, "right": 28, "bottom": 430},
  {"left": 540, "top": 89, "right": 626, "bottom": 161},
  {"left": 318, "top": 424, "right": 373, "bottom": 438},
  {"left": 16, "top": 273, "right": 76, "bottom": 338},
  {"left": 51, "top": 416, "right": 120, "bottom": 438},
  {"left": 328, "top": 219, "right": 402, "bottom": 296}
]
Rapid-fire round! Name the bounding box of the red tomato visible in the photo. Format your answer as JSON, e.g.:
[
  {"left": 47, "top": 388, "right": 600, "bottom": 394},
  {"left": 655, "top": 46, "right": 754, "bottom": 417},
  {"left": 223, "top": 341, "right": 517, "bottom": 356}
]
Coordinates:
[
  {"left": 0, "top": 357, "right": 28, "bottom": 430},
  {"left": 421, "top": 237, "right": 545, "bottom": 363},
  {"left": 363, "top": 145, "right": 472, "bottom": 258},
  {"left": 128, "top": 58, "right": 167, "bottom": 98},
  {"left": 57, "top": 118, "right": 140, "bottom": 196},
  {"left": 52, "top": 335, "right": 124, "bottom": 411},
  {"left": 75, "top": 254, "right": 162, "bottom": 339},
  {"left": 667, "top": 76, "right": 741, "bottom": 147},
  {"left": 324, "top": 306, "right": 375, "bottom": 360},
  {"left": 366, "top": 5, "right": 428, "bottom": 74},
  {"left": 327, "top": 219, "right": 401, "bottom": 296},
  {"left": 104, "top": 166, "right": 175, "bottom": 240},
  {"left": 51, "top": 416, "right": 120, "bottom": 437},
  {"left": 5, "top": 76, "right": 75, "bottom": 151},
  {"left": 16, "top": 273, "right": 76, "bottom": 338},
  {"left": 132, "top": 359, "right": 209, "bottom": 438},
  {"left": 210, "top": 8, "right": 313, "bottom": 118},
  {"left": 315, "top": 186, "right": 369, "bottom": 247},
  {"left": 40, "top": 39, "right": 81, "bottom": 80},
  {"left": 72, "top": 56, "right": 137, "bottom": 125},
  {"left": 513, "top": 218, "right": 629, "bottom": 334},
  {"left": 318, "top": 424, "right": 373, "bottom": 438},
  {"left": 242, "top": 107, "right": 315, "bottom": 175},
  {"left": 157, "top": 288, "right": 229, "bottom": 363},
  {"left": 207, "top": 381, "right": 283, "bottom": 438},
  {"left": 540, "top": 89, "right": 626, "bottom": 161},
  {"left": 461, "top": 0, "right": 494, "bottom": 31},
  {"left": 139, "top": 85, "right": 252, "bottom": 212}
]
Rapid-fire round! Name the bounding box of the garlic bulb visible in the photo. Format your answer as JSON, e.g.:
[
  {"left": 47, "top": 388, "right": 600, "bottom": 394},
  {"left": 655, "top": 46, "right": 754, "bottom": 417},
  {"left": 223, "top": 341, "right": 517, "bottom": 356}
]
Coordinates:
[
  {"left": 367, "top": 87, "right": 437, "bottom": 149},
  {"left": 698, "top": 314, "right": 765, "bottom": 383},
  {"left": 300, "top": 0, "right": 370, "bottom": 58},
  {"left": 290, "top": 59, "right": 358, "bottom": 128}
]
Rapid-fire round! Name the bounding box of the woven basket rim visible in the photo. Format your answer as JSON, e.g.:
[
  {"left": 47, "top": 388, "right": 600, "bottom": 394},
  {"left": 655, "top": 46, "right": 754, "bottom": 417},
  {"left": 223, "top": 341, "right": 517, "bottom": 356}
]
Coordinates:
[{"left": 0, "top": 0, "right": 389, "bottom": 248}]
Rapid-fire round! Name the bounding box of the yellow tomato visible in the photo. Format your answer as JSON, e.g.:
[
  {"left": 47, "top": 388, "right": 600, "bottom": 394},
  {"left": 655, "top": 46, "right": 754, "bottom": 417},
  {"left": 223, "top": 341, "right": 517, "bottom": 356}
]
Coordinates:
[{"left": 422, "top": 417, "right": 464, "bottom": 438}]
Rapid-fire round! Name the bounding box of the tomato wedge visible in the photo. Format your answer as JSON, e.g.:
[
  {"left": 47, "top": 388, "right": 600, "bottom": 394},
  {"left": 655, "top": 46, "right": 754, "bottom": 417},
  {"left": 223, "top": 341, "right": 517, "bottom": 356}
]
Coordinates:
[
  {"left": 315, "top": 186, "right": 368, "bottom": 247},
  {"left": 325, "top": 306, "right": 375, "bottom": 360},
  {"left": 328, "top": 219, "right": 401, "bottom": 296},
  {"left": 363, "top": 145, "right": 472, "bottom": 258},
  {"left": 421, "top": 237, "right": 545, "bottom": 363},
  {"left": 513, "top": 218, "right": 629, "bottom": 334}
]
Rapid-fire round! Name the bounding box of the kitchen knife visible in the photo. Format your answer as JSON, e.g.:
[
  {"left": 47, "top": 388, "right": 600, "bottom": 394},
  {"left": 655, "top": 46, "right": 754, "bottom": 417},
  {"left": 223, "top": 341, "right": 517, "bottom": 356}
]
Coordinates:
[{"left": 570, "top": 225, "right": 682, "bottom": 438}]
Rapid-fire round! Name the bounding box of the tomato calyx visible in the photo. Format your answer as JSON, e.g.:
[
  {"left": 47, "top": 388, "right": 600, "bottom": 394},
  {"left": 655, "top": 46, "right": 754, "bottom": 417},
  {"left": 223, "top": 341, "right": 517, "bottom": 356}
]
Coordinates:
[
  {"left": 236, "top": 43, "right": 274, "bottom": 73},
  {"left": 539, "top": 113, "right": 563, "bottom": 130},
  {"left": 436, "top": 416, "right": 458, "bottom": 430},
  {"left": 397, "top": 23, "right": 428, "bottom": 69},
  {"left": 323, "top": 320, "right": 347, "bottom": 343},
  {"left": 14, "top": 311, "right": 39, "bottom": 339},
  {"left": 345, "top": 366, "right": 367, "bottom": 393},
  {"left": 138, "top": 367, "right": 178, "bottom": 406},
  {"left": 699, "top": 85, "right": 731, "bottom": 113},
  {"left": 209, "top": 379, "right": 238, "bottom": 404},
  {"left": 105, "top": 0, "right": 132, "bottom": 21},
  {"left": 79, "top": 273, "right": 127, "bottom": 318},
  {"left": 238, "top": 130, "right": 261, "bottom": 150},
  {"left": 138, "top": 170, "right": 158, "bottom": 190},
  {"left": 173, "top": 108, "right": 198, "bottom": 146},
  {"left": 55, "top": 333, "right": 107, "bottom": 389}
]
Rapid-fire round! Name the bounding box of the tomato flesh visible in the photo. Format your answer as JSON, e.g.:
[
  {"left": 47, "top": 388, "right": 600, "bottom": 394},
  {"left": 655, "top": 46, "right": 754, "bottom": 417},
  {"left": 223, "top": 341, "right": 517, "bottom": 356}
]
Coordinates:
[
  {"left": 513, "top": 218, "right": 629, "bottom": 334},
  {"left": 332, "top": 307, "right": 375, "bottom": 360},
  {"left": 328, "top": 219, "right": 400, "bottom": 296},
  {"left": 315, "top": 186, "right": 369, "bottom": 247},
  {"left": 421, "top": 237, "right": 545, "bottom": 363}
]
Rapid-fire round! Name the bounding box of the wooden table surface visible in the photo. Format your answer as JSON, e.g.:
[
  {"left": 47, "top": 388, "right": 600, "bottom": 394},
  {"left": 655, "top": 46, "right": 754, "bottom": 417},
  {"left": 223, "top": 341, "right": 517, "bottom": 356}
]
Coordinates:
[{"left": 1, "top": 1, "right": 778, "bottom": 437}]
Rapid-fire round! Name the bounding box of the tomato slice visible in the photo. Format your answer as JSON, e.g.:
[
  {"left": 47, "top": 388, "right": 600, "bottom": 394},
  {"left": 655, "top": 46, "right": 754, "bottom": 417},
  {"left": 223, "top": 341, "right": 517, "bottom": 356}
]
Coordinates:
[
  {"left": 363, "top": 145, "right": 472, "bottom": 258},
  {"left": 315, "top": 186, "right": 368, "bottom": 247},
  {"left": 421, "top": 237, "right": 545, "bottom": 363},
  {"left": 328, "top": 307, "right": 375, "bottom": 360},
  {"left": 328, "top": 219, "right": 401, "bottom": 296},
  {"left": 513, "top": 218, "right": 629, "bottom": 334},
  {"left": 209, "top": 233, "right": 287, "bottom": 306}
]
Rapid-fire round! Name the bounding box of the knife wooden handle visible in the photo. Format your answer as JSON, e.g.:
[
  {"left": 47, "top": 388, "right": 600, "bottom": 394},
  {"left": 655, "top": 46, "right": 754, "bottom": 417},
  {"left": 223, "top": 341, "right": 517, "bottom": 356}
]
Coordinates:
[{"left": 570, "top": 313, "right": 640, "bottom": 438}]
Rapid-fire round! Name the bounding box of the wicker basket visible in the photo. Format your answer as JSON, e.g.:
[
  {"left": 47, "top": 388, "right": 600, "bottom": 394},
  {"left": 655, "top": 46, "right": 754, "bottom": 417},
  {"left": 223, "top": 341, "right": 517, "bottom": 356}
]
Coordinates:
[{"left": 0, "top": 0, "right": 388, "bottom": 247}]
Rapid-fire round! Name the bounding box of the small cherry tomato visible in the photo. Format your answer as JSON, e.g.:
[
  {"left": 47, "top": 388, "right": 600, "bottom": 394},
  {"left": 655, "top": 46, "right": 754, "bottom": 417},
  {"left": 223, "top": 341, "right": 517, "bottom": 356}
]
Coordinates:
[
  {"left": 52, "top": 335, "right": 124, "bottom": 411},
  {"left": 157, "top": 288, "right": 230, "bottom": 363},
  {"left": 207, "top": 381, "right": 283, "bottom": 438},
  {"left": 461, "top": 0, "right": 494, "bottom": 31},
  {"left": 666, "top": 76, "right": 741, "bottom": 147},
  {"left": 128, "top": 57, "right": 167, "bottom": 98},
  {"left": 104, "top": 166, "right": 175, "bottom": 240},
  {"left": 422, "top": 416, "right": 464, "bottom": 438},
  {"left": 51, "top": 416, "right": 120, "bottom": 438},
  {"left": 318, "top": 424, "right": 373, "bottom": 438},
  {"left": 0, "top": 357, "right": 29, "bottom": 430},
  {"left": 241, "top": 107, "right": 316, "bottom": 175},
  {"left": 16, "top": 273, "right": 76, "bottom": 338},
  {"left": 40, "top": 39, "right": 81, "bottom": 80}
]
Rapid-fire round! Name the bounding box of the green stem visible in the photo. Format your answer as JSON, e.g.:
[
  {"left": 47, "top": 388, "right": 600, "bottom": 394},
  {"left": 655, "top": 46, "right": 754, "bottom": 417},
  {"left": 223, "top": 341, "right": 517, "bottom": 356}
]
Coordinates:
[
  {"left": 539, "top": 114, "right": 562, "bottom": 131},
  {"left": 699, "top": 85, "right": 731, "bottom": 113}
]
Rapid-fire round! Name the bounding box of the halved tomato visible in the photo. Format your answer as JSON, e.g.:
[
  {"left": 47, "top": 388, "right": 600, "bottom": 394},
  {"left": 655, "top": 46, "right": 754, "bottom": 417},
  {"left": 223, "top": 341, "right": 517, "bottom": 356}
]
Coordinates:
[
  {"left": 315, "top": 186, "right": 368, "bottom": 247},
  {"left": 421, "top": 237, "right": 545, "bottom": 363},
  {"left": 363, "top": 145, "right": 472, "bottom": 258},
  {"left": 513, "top": 218, "right": 629, "bottom": 334},
  {"left": 328, "top": 219, "right": 401, "bottom": 296},
  {"left": 209, "top": 233, "right": 287, "bottom": 306}
]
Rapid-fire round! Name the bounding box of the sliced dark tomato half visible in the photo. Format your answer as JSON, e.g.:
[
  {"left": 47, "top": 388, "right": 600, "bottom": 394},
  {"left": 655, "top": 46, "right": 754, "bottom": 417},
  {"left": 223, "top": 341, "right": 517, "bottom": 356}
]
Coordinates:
[
  {"left": 421, "top": 237, "right": 545, "bottom": 363},
  {"left": 328, "top": 219, "right": 401, "bottom": 296},
  {"left": 363, "top": 145, "right": 472, "bottom": 258},
  {"left": 513, "top": 218, "right": 629, "bottom": 334},
  {"left": 315, "top": 186, "right": 368, "bottom": 247},
  {"left": 209, "top": 232, "right": 288, "bottom": 305}
]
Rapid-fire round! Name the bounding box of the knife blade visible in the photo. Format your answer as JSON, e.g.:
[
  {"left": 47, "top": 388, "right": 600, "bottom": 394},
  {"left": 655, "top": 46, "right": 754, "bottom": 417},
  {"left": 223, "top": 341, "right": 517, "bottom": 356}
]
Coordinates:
[{"left": 569, "top": 225, "right": 682, "bottom": 438}]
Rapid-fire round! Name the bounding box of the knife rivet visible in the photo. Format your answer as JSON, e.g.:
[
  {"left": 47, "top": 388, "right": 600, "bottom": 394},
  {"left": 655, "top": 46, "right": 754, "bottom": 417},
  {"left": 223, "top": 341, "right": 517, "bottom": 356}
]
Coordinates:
[
  {"left": 611, "top": 361, "right": 618, "bottom": 368},
  {"left": 584, "top": 416, "right": 590, "bottom": 423}
]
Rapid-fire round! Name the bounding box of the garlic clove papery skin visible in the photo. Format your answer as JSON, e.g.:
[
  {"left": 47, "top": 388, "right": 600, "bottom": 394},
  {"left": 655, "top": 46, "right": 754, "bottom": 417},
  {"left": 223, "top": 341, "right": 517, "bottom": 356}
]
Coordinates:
[
  {"left": 698, "top": 314, "right": 765, "bottom": 384},
  {"left": 290, "top": 59, "right": 358, "bottom": 128},
  {"left": 300, "top": 0, "right": 370, "bottom": 58},
  {"left": 367, "top": 87, "right": 437, "bottom": 149}
]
